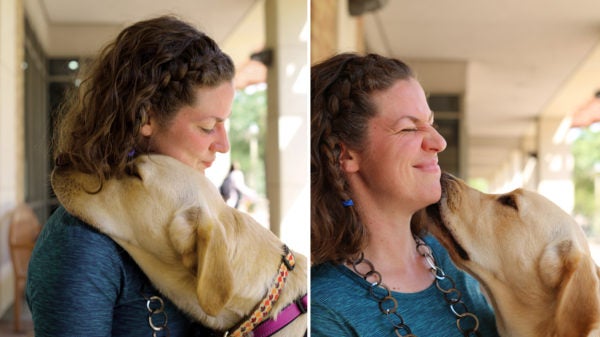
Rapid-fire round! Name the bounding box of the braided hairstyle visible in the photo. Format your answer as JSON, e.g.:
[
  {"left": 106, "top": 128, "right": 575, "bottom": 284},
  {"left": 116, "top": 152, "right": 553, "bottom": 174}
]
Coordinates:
[
  {"left": 53, "top": 15, "right": 234, "bottom": 185},
  {"left": 311, "top": 53, "right": 414, "bottom": 265}
]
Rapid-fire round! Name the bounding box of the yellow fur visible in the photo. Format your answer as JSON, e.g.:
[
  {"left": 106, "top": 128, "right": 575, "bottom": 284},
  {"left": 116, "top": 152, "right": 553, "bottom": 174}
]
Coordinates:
[
  {"left": 51, "top": 154, "right": 307, "bottom": 335},
  {"left": 423, "top": 173, "right": 600, "bottom": 337}
]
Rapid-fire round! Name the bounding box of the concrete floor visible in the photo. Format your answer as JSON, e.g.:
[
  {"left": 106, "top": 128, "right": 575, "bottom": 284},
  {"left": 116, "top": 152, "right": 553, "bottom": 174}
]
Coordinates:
[{"left": 0, "top": 298, "right": 33, "bottom": 337}]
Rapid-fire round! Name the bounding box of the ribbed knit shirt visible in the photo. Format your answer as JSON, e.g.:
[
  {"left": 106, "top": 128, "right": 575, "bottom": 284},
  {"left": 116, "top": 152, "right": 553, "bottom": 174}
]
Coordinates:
[
  {"left": 26, "top": 206, "right": 212, "bottom": 337},
  {"left": 311, "top": 235, "right": 500, "bottom": 337}
]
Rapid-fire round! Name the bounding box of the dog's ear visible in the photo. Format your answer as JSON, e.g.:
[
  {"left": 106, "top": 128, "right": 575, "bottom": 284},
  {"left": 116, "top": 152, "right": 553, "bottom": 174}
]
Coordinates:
[
  {"left": 556, "top": 255, "right": 600, "bottom": 336},
  {"left": 540, "top": 239, "right": 600, "bottom": 336},
  {"left": 169, "top": 208, "right": 201, "bottom": 269},
  {"left": 194, "top": 209, "right": 233, "bottom": 316},
  {"left": 539, "top": 239, "right": 580, "bottom": 289}
]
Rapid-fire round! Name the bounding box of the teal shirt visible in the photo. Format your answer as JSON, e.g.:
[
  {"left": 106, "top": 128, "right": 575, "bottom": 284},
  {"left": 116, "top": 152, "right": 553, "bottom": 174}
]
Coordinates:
[
  {"left": 311, "top": 236, "right": 500, "bottom": 337},
  {"left": 26, "top": 206, "right": 211, "bottom": 337}
]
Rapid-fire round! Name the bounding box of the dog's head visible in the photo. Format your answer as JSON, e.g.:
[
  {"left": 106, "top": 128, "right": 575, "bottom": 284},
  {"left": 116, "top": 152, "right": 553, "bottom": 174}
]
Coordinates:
[
  {"left": 422, "top": 173, "right": 585, "bottom": 286},
  {"left": 132, "top": 155, "right": 236, "bottom": 316},
  {"left": 53, "top": 154, "right": 236, "bottom": 317},
  {"left": 419, "top": 172, "right": 600, "bottom": 334}
]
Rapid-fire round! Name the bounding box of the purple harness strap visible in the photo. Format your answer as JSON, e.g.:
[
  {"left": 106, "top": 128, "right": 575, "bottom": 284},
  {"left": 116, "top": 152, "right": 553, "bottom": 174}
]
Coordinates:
[{"left": 251, "top": 294, "right": 307, "bottom": 337}]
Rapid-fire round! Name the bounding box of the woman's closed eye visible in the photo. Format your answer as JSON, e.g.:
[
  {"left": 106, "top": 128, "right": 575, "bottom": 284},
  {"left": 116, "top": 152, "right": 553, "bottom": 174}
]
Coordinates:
[
  {"left": 198, "top": 121, "right": 218, "bottom": 133},
  {"left": 199, "top": 125, "right": 216, "bottom": 133},
  {"left": 392, "top": 115, "right": 437, "bottom": 134},
  {"left": 400, "top": 123, "right": 437, "bottom": 133},
  {"left": 401, "top": 127, "right": 419, "bottom": 132}
]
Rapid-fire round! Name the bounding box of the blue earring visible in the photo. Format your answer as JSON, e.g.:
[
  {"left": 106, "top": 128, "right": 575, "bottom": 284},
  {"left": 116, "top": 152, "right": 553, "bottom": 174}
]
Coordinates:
[{"left": 342, "top": 199, "right": 354, "bottom": 207}]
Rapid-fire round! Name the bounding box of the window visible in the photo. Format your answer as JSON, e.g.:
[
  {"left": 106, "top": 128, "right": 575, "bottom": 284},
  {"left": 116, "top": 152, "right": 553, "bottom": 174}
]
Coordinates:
[{"left": 428, "top": 94, "right": 461, "bottom": 176}]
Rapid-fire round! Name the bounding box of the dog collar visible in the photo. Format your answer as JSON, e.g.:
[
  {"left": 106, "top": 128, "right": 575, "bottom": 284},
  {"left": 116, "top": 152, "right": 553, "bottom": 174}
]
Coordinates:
[
  {"left": 224, "top": 245, "right": 297, "bottom": 337},
  {"left": 251, "top": 294, "right": 307, "bottom": 337}
]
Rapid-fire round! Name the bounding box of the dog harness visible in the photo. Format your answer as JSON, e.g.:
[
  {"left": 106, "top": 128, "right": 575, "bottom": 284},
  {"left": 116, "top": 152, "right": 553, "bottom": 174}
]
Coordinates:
[
  {"left": 223, "top": 245, "right": 307, "bottom": 337},
  {"left": 251, "top": 294, "right": 308, "bottom": 337}
]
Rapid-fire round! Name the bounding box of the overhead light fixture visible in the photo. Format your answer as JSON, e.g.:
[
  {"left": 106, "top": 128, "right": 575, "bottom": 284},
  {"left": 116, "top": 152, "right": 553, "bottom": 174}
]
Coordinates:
[
  {"left": 348, "top": 0, "right": 389, "bottom": 16},
  {"left": 250, "top": 49, "right": 274, "bottom": 67}
]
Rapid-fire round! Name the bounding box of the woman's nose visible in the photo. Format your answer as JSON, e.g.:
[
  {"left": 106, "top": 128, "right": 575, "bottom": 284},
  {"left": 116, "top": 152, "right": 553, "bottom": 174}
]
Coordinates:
[
  {"left": 424, "top": 125, "right": 447, "bottom": 153},
  {"left": 210, "top": 123, "right": 230, "bottom": 153}
]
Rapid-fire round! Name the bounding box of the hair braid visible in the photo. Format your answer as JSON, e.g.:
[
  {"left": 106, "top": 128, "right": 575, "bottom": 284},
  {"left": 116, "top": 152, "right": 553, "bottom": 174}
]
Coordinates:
[{"left": 311, "top": 53, "right": 414, "bottom": 265}]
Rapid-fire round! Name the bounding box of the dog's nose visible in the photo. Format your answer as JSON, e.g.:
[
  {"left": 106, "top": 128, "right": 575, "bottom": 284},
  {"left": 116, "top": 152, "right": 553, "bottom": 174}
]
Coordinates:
[
  {"left": 440, "top": 172, "right": 451, "bottom": 192},
  {"left": 440, "top": 172, "right": 460, "bottom": 197},
  {"left": 441, "top": 172, "right": 456, "bottom": 182}
]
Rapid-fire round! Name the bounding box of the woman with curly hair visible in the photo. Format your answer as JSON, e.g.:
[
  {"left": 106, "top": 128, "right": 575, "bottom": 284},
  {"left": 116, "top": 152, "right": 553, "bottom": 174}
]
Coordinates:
[
  {"left": 27, "top": 16, "right": 234, "bottom": 336},
  {"left": 310, "top": 53, "right": 500, "bottom": 337}
]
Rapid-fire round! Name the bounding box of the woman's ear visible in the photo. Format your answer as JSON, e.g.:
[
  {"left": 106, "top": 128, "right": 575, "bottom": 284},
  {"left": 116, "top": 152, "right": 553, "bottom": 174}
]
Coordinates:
[
  {"left": 140, "top": 112, "right": 155, "bottom": 137},
  {"left": 339, "top": 143, "right": 359, "bottom": 173}
]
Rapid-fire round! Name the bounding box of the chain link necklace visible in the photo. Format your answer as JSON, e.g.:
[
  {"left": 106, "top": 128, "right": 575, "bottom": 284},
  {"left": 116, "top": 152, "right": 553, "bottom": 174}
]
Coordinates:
[
  {"left": 348, "top": 236, "right": 481, "bottom": 337},
  {"left": 141, "top": 286, "right": 170, "bottom": 337}
]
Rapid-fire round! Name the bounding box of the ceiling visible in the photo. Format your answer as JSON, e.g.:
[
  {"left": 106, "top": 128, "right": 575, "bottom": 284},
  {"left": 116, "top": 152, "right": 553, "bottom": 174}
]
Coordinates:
[
  {"left": 361, "top": 0, "right": 600, "bottom": 180},
  {"left": 37, "top": 0, "right": 258, "bottom": 43},
  {"left": 30, "top": 0, "right": 600, "bottom": 181},
  {"left": 32, "top": 0, "right": 265, "bottom": 69}
]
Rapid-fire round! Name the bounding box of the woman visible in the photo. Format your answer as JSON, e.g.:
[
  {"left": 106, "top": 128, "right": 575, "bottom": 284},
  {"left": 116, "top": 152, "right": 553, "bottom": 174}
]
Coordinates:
[
  {"left": 26, "top": 16, "right": 234, "bottom": 336},
  {"left": 310, "top": 53, "right": 500, "bottom": 337},
  {"left": 220, "top": 162, "right": 258, "bottom": 209}
]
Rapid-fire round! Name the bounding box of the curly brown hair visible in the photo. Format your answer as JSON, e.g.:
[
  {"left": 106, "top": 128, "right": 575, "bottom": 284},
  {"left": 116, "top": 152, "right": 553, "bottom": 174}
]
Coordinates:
[
  {"left": 311, "top": 53, "right": 414, "bottom": 265},
  {"left": 53, "top": 15, "right": 234, "bottom": 186}
]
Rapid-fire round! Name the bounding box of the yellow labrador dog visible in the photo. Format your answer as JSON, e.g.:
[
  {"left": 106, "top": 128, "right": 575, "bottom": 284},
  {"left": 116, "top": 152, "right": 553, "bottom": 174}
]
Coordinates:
[
  {"left": 419, "top": 173, "right": 600, "bottom": 337},
  {"left": 51, "top": 154, "right": 307, "bottom": 337}
]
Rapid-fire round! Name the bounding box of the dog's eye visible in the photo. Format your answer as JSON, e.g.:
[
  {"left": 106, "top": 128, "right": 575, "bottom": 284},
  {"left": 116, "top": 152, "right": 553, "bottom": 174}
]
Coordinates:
[{"left": 498, "top": 195, "right": 518, "bottom": 210}]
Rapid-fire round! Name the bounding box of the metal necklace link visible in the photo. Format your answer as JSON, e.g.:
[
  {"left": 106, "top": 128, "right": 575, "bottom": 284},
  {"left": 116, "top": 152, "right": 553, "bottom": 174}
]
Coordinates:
[
  {"left": 350, "top": 253, "right": 416, "bottom": 337},
  {"left": 414, "top": 237, "right": 481, "bottom": 337},
  {"left": 143, "top": 294, "right": 170, "bottom": 337},
  {"left": 349, "top": 236, "right": 481, "bottom": 337}
]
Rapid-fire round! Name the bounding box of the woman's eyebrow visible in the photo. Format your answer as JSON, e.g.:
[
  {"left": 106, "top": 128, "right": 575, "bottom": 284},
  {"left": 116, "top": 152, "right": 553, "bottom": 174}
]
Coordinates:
[
  {"left": 195, "top": 112, "right": 231, "bottom": 124},
  {"left": 396, "top": 112, "right": 434, "bottom": 125},
  {"left": 217, "top": 111, "right": 233, "bottom": 122}
]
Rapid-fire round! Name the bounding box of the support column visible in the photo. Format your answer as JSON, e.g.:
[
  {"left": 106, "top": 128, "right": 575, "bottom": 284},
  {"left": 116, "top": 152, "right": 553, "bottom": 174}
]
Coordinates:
[
  {"left": 264, "top": 0, "right": 309, "bottom": 255},
  {"left": 311, "top": 0, "right": 363, "bottom": 64},
  {"left": 537, "top": 116, "right": 575, "bottom": 213},
  {"left": 310, "top": 0, "right": 337, "bottom": 64},
  {"left": 594, "top": 164, "right": 600, "bottom": 235},
  {"left": 0, "top": 0, "right": 25, "bottom": 316}
]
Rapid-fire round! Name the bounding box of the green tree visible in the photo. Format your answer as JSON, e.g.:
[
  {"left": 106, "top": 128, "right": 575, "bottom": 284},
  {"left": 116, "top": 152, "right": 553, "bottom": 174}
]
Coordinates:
[
  {"left": 229, "top": 85, "right": 267, "bottom": 195},
  {"left": 572, "top": 127, "right": 600, "bottom": 234}
]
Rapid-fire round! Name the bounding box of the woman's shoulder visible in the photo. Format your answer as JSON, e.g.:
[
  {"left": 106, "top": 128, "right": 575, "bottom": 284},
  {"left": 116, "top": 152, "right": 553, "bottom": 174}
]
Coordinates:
[
  {"left": 29, "top": 205, "right": 146, "bottom": 308},
  {"left": 28, "top": 207, "right": 198, "bottom": 336},
  {"left": 311, "top": 262, "right": 365, "bottom": 299},
  {"left": 33, "top": 206, "right": 130, "bottom": 270},
  {"left": 43, "top": 206, "right": 118, "bottom": 245},
  {"left": 311, "top": 262, "right": 346, "bottom": 282}
]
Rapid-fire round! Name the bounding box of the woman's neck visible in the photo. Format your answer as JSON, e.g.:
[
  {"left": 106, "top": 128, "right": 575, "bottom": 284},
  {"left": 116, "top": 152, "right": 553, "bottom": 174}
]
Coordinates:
[{"left": 355, "top": 215, "right": 434, "bottom": 293}]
